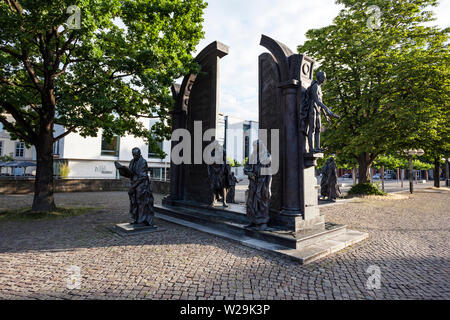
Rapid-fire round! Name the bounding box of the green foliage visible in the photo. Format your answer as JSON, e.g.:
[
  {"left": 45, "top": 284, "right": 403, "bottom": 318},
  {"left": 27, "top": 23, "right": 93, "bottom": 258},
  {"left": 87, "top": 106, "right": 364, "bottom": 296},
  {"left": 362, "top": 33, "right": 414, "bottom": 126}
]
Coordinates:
[
  {"left": 226, "top": 157, "right": 241, "bottom": 167},
  {"left": 59, "top": 163, "right": 70, "bottom": 178},
  {"left": 348, "top": 183, "right": 386, "bottom": 196},
  {"left": 0, "top": 0, "right": 207, "bottom": 147},
  {"left": 298, "top": 0, "right": 449, "bottom": 174},
  {"left": 0, "top": 153, "right": 14, "bottom": 162},
  {"left": 373, "top": 155, "right": 407, "bottom": 169},
  {"left": 412, "top": 159, "right": 433, "bottom": 170}
]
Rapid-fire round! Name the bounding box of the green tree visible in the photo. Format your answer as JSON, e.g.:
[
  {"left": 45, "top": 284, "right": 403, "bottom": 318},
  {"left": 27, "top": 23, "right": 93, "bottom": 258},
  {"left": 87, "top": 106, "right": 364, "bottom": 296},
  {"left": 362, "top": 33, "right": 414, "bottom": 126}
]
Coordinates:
[
  {"left": 298, "top": 0, "right": 449, "bottom": 184},
  {"left": 0, "top": 0, "right": 207, "bottom": 211},
  {"left": 0, "top": 152, "right": 14, "bottom": 162}
]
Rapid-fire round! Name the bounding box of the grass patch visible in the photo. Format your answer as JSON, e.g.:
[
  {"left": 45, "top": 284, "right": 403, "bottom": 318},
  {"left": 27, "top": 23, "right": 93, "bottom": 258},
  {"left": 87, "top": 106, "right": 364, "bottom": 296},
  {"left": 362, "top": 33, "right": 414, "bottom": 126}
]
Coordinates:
[
  {"left": 348, "top": 183, "right": 387, "bottom": 196},
  {"left": 0, "top": 206, "right": 100, "bottom": 222}
]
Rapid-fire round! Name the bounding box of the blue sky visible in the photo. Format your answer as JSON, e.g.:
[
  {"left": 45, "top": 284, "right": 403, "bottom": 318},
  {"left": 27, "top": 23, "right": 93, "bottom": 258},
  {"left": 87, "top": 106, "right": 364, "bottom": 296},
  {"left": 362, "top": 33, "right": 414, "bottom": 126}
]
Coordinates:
[{"left": 191, "top": 0, "right": 450, "bottom": 122}]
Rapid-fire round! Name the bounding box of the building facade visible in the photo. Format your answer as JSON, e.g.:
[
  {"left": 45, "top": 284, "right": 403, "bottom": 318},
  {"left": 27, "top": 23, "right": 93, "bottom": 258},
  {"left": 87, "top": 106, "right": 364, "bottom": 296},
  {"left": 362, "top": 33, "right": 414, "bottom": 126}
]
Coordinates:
[
  {"left": 0, "top": 120, "right": 36, "bottom": 176},
  {"left": 217, "top": 114, "right": 259, "bottom": 178},
  {"left": 52, "top": 118, "right": 171, "bottom": 180},
  {"left": 1, "top": 113, "right": 259, "bottom": 180}
]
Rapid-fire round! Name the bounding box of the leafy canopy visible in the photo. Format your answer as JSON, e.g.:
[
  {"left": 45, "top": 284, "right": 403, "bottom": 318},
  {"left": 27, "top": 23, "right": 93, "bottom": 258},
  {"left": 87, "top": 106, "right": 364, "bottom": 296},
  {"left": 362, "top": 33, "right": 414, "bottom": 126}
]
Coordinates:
[
  {"left": 0, "top": 0, "right": 207, "bottom": 157},
  {"left": 297, "top": 0, "right": 449, "bottom": 164}
]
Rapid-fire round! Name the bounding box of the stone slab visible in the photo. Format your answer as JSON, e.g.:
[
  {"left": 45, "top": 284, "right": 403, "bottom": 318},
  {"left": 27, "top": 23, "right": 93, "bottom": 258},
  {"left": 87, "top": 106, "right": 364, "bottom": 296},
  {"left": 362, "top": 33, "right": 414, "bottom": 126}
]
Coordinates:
[
  {"left": 155, "top": 204, "right": 346, "bottom": 249},
  {"left": 113, "top": 223, "right": 164, "bottom": 236},
  {"left": 331, "top": 230, "right": 369, "bottom": 247},
  {"left": 155, "top": 210, "right": 368, "bottom": 264}
]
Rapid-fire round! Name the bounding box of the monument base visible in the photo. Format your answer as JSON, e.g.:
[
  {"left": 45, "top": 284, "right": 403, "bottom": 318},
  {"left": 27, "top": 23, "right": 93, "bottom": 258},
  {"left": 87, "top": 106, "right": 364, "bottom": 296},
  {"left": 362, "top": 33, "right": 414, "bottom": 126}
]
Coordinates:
[
  {"left": 154, "top": 202, "right": 368, "bottom": 264},
  {"left": 113, "top": 223, "right": 161, "bottom": 236},
  {"left": 270, "top": 212, "right": 325, "bottom": 233}
]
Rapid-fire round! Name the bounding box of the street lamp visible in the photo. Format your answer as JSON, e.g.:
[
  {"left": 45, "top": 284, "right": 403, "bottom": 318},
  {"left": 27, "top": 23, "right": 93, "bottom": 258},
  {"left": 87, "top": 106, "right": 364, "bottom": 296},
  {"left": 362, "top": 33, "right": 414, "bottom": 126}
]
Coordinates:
[{"left": 404, "top": 149, "right": 424, "bottom": 194}]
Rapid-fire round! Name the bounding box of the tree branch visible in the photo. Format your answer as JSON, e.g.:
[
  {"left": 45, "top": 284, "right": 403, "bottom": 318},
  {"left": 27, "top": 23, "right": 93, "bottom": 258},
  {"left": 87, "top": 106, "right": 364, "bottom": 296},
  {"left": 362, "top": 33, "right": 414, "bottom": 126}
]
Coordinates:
[
  {"left": 0, "top": 76, "right": 37, "bottom": 90},
  {"left": 0, "top": 101, "right": 38, "bottom": 143},
  {"left": 21, "top": 51, "right": 43, "bottom": 93},
  {"left": 0, "top": 46, "right": 22, "bottom": 59},
  {"left": 0, "top": 115, "right": 33, "bottom": 144},
  {"left": 53, "top": 126, "right": 77, "bottom": 142}
]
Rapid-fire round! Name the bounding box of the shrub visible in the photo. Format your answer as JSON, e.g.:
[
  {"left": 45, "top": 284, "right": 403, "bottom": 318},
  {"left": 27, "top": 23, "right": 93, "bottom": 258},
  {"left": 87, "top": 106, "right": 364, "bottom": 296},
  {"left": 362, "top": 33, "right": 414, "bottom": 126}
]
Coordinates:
[
  {"left": 348, "top": 183, "right": 386, "bottom": 196},
  {"left": 60, "top": 163, "right": 70, "bottom": 179}
]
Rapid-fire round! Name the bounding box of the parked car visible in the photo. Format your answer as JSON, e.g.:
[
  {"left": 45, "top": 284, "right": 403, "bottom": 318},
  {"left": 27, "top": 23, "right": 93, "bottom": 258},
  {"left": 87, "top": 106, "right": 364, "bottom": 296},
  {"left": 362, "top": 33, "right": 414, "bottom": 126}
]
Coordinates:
[
  {"left": 342, "top": 173, "right": 352, "bottom": 178},
  {"left": 373, "top": 173, "right": 393, "bottom": 179}
]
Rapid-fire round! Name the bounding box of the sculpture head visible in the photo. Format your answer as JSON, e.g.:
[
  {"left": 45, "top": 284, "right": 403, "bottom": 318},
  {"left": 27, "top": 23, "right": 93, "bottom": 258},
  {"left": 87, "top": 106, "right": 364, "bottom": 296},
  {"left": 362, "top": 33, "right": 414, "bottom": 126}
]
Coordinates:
[
  {"left": 317, "top": 71, "right": 327, "bottom": 85},
  {"left": 132, "top": 147, "right": 141, "bottom": 160}
]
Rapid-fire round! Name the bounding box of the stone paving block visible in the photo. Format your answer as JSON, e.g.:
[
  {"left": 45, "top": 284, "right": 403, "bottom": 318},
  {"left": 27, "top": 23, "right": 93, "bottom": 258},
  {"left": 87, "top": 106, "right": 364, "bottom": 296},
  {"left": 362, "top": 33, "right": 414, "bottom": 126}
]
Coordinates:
[{"left": 0, "top": 190, "right": 448, "bottom": 300}]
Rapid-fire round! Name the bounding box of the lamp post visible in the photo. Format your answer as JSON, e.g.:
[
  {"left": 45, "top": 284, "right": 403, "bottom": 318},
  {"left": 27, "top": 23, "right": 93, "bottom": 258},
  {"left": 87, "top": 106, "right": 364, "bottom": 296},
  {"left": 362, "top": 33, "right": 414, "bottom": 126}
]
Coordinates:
[{"left": 404, "top": 149, "right": 424, "bottom": 194}]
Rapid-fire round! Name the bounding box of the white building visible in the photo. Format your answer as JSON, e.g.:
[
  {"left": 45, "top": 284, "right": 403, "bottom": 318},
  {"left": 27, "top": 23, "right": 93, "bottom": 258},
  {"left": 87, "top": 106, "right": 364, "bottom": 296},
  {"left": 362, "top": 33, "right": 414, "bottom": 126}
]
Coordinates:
[
  {"left": 0, "top": 120, "right": 35, "bottom": 176},
  {"left": 1, "top": 112, "right": 258, "bottom": 180},
  {"left": 218, "top": 114, "right": 259, "bottom": 166},
  {"left": 53, "top": 118, "right": 171, "bottom": 180},
  {"left": 0, "top": 114, "right": 170, "bottom": 180}
]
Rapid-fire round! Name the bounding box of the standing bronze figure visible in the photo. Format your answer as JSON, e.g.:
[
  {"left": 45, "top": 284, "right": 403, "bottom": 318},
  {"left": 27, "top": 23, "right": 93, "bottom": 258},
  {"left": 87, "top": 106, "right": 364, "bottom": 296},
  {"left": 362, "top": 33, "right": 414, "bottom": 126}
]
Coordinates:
[
  {"left": 207, "top": 144, "right": 230, "bottom": 207},
  {"left": 226, "top": 172, "right": 241, "bottom": 204},
  {"left": 300, "top": 71, "right": 340, "bottom": 153},
  {"left": 244, "top": 140, "right": 272, "bottom": 230},
  {"left": 320, "top": 157, "right": 342, "bottom": 202},
  {"left": 114, "top": 148, "right": 154, "bottom": 226}
]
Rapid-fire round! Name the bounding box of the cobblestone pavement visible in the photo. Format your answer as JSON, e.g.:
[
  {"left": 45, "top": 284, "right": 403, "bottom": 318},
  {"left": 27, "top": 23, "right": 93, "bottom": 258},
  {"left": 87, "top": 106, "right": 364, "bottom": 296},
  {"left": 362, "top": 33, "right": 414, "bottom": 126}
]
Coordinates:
[{"left": 0, "top": 189, "right": 448, "bottom": 300}]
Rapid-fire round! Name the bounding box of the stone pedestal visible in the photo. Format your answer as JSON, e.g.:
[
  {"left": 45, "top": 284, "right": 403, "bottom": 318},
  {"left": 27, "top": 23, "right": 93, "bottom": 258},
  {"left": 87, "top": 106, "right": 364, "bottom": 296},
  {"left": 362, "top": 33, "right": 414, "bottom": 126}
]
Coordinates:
[{"left": 114, "top": 223, "right": 160, "bottom": 236}]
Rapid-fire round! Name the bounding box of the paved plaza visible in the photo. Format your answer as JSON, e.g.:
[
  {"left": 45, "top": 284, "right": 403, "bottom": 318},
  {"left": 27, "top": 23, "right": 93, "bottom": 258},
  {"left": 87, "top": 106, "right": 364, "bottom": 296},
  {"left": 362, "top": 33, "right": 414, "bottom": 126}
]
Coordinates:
[{"left": 0, "top": 188, "right": 449, "bottom": 300}]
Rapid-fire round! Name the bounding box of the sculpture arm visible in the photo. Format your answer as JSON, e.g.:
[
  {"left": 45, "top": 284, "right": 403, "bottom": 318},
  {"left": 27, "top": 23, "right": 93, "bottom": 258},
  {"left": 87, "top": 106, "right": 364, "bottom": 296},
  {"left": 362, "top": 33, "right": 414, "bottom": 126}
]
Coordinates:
[{"left": 312, "top": 86, "right": 340, "bottom": 119}]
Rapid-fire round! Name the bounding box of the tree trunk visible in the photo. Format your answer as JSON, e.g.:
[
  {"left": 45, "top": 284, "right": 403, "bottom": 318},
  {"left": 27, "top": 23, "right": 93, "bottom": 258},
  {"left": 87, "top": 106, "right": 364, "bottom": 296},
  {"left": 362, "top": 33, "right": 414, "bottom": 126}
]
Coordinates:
[
  {"left": 401, "top": 168, "right": 404, "bottom": 188},
  {"left": 381, "top": 165, "right": 385, "bottom": 191},
  {"left": 434, "top": 157, "right": 440, "bottom": 188},
  {"left": 358, "top": 153, "right": 373, "bottom": 184},
  {"left": 32, "top": 130, "right": 56, "bottom": 212}
]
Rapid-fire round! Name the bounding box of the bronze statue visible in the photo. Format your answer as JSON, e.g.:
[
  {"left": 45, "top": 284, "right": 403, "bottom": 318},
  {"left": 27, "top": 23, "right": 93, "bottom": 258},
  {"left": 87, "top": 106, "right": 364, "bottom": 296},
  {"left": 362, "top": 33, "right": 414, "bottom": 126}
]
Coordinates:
[
  {"left": 114, "top": 148, "right": 154, "bottom": 226},
  {"left": 207, "top": 144, "right": 230, "bottom": 207},
  {"left": 320, "top": 157, "right": 342, "bottom": 202},
  {"left": 226, "top": 172, "right": 242, "bottom": 204},
  {"left": 300, "top": 71, "right": 339, "bottom": 153},
  {"left": 244, "top": 140, "right": 272, "bottom": 231}
]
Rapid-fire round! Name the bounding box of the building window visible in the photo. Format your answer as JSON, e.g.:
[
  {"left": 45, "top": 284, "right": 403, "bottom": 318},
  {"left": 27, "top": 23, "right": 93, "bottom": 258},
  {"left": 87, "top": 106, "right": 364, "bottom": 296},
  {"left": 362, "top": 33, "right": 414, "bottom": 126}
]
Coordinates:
[
  {"left": 149, "top": 141, "right": 163, "bottom": 158},
  {"left": 101, "top": 135, "right": 120, "bottom": 156},
  {"left": 148, "top": 119, "right": 163, "bottom": 158},
  {"left": 15, "top": 142, "right": 25, "bottom": 158},
  {"left": 149, "top": 167, "right": 162, "bottom": 180},
  {"left": 0, "top": 141, "right": 3, "bottom": 156},
  {"left": 244, "top": 136, "right": 250, "bottom": 159},
  {"left": 53, "top": 140, "right": 60, "bottom": 155}
]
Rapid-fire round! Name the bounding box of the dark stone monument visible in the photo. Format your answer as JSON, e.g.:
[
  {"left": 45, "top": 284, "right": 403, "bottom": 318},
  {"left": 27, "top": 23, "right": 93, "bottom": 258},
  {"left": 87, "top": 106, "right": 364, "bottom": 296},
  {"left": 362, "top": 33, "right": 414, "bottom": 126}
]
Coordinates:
[
  {"left": 155, "top": 37, "right": 368, "bottom": 263},
  {"left": 164, "top": 41, "right": 229, "bottom": 206},
  {"left": 320, "top": 157, "right": 342, "bottom": 201},
  {"left": 259, "top": 34, "right": 324, "bottom": 233}
]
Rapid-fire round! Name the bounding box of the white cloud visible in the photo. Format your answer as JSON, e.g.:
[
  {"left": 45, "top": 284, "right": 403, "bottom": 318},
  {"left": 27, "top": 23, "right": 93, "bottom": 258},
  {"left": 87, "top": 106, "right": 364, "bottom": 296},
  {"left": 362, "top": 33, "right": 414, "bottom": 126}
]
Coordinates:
[{"left": 194, "top": 0, "right": 449, "bottom": 122}]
